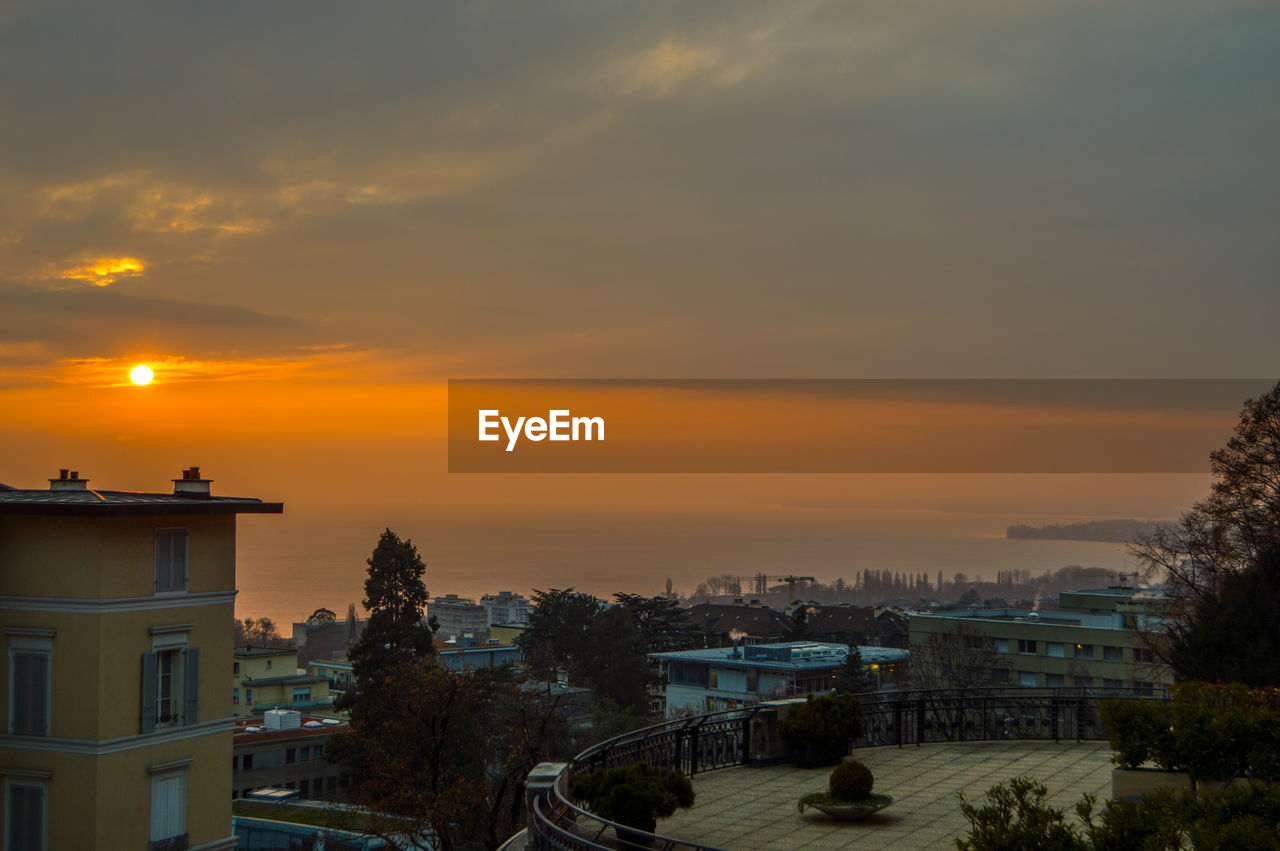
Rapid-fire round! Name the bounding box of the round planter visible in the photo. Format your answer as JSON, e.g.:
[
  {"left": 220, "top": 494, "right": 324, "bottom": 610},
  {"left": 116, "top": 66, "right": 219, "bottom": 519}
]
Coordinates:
[{"left": 799, "top": 793, "right": 893, "bottom": 822}]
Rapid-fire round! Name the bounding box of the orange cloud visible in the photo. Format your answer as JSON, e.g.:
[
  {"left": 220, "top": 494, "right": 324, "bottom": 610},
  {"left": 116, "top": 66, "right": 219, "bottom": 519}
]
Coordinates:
[{"left": 46, "top": 256, "right": 146, "bottom": 287}]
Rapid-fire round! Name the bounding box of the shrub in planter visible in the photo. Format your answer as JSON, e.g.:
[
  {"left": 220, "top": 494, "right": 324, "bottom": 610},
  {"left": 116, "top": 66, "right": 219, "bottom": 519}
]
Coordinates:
[
  {"left": 1098, "top": 698, "right": 1175, "bottom": 770},
  {"left": 569, "top": 762, "right": 694, "bottom": 845},
  {"left": 779, "top": 692, "right": 865, "bottom": 767},
  {"left": 828, "top": 761, "right": 874, "bottom": 802},
  {"left": 797, "top": 762, "right": 892, "bottom": 819}
]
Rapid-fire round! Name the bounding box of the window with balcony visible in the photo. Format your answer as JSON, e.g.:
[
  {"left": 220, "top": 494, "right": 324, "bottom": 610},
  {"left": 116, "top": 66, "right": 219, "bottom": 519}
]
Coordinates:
[
  {"left": 140, "top": 647, "right": 199, "bottom": 733},
  {"left": 1074, "top": 643, "right": 1094, "bottom": 659},
  {"left": 1016, "top": 639, "right": 1037, "bottom": 654},
  {"left": 154, "top": 529, "right": 188, "bottom": 593},
  {"left": 1103, "top": 646, "right": 1123, "bottom": 662},
  {"left": 1046, "top": 642, "right": 1065, "bottom": 658}
]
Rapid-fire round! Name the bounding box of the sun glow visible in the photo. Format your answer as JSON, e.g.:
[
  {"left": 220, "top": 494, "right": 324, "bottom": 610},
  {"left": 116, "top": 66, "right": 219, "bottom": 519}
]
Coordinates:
[{"left": 130, "top": 365, "right": 154, "bottom": 385}]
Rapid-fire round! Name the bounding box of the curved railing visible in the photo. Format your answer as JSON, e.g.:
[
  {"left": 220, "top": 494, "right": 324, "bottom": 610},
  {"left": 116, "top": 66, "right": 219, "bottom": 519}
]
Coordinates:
[{"left": 525, "top": 687, "right": 1166, "bottom": 850}]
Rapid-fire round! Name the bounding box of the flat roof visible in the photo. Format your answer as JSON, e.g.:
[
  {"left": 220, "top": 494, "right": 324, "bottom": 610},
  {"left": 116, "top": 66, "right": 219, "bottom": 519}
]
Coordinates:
[
  {"left": 649, "top": 643, "right": 908, "bottom": 672},
  {"left": 240, "top": 674, "right": 326, "bottom": 687},
  {"left": 0, "top": 485, "right": 282, "bottom": 516}
]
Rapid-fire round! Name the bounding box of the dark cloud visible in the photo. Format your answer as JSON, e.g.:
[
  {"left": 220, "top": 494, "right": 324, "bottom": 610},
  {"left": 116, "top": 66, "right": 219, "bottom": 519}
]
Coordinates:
[{"left": 0, "top": 1, "right": 1275, "bottom": 379}]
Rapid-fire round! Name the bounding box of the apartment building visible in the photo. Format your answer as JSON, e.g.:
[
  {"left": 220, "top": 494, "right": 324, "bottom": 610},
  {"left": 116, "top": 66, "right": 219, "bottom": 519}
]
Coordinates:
[
  {"left": 232, "top": 712, "right": 346, "bottom": 801},
  {"left": 908, "top": 585, "right": 1172, "bottom": 693},
  {"left": 649, "top": 642, "right": 910, "bottom": 718},
  {"left": 479, "top": 591, "right": 534, "bottom": 627},
  {"left": 426, "top": 594, "right": 489, "bottom": 642},
  {"left": 0, "top": 467, "right": 281, "bottom": 850},
  {"left": 233, "top": 647, "right": 332, "bottom": 717}
]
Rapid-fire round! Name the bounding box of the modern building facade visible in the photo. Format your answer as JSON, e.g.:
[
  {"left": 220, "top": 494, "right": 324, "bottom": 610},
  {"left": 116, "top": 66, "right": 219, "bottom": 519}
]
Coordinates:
[
  {"left": 650, "top": 642, "right": 909, "bottom": 718},
  {"left": 908, "top": 586, "right": 1172, "bottom": 692},
  {"left": 479, "top": 591, "right": 534, "bottom": 627},
  {"left": 426, "top": 594, "right": 489, "bottom": 643},
  {"left": 0, "top": 467, "right": 281, "bottom": 850},
  {"left": 232, "top": 713, "right": 347, "bottom": 801}
]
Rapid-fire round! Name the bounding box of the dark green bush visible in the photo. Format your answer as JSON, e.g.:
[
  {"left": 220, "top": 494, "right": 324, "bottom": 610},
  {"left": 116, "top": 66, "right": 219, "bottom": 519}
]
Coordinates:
[
  {"left": 960, "top": 777, "right": 1280, "bottom": 850},
  {"left": 1098, "top": 698, "right": 1175, "bottom": 770},
  {"left": 779, "top": 692, "right": 865, "bottom": 753},
  {"left": 828, "top": 761, "right": 874, "bottom": 802},
  {"left": 569, "top": 762, "right": 694, "bottom": 830}
]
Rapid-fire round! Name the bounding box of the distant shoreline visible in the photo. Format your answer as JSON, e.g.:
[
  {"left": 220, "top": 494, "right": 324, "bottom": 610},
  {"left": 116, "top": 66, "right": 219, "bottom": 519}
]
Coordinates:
[{"left": 1006, "top": 519, "right": 1169, "bottom": 544}]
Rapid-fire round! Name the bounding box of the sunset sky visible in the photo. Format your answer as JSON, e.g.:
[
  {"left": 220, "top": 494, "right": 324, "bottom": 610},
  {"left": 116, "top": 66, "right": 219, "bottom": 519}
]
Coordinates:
[{"left": 2, "top": 2, "right": 1277, "bottom": 621}]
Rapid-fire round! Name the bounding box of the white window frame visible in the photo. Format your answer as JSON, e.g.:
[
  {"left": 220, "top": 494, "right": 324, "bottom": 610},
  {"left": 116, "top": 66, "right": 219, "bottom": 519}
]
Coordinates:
[
  {"left": 6, "top": 630, "right": 53, "bottom": 738},
  {"left": 148, "top": 766, "right": 187, "bottom": 845},
  {"left": 4, "top": 776, "right": 48, "bottom": 851},
  {"left": 153, "top": 528, "right": 189, "bottom": 595}
]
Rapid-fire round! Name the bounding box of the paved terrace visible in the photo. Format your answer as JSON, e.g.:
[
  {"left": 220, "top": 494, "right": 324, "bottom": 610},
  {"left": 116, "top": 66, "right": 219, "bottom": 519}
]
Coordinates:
[{"left": 659, "top": 740, "right": 1113, "bottom": 850}]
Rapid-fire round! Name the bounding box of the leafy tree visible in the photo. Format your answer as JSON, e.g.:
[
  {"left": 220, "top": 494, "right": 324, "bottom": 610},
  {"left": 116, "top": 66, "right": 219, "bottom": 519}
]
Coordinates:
[
  {"left": 307, "top": 607, "right": 337, "bottom": 624},
  {"left": 235, "top": 616, "right": 283, "bottom": 645},
  {"left": 516, "top": 588, "right": 600, "bottom": 683},
  {"left": 577, "top": 606, "right": 652, "bottom": 715},
  {"left": 1133, "top": 381, "right": 1280, "bottom": 604},
  {"left": 1166, "top": 548, "right": 1280, "bottom": 685},
  {"left": 613, "top": 592, "right": 699, "bottom": 652},
  {"left": 327, "top": 659, "right": 574, "bottom": 850},
  {"left": 834, "top": 645, "right": 874, "bottom": 694}
]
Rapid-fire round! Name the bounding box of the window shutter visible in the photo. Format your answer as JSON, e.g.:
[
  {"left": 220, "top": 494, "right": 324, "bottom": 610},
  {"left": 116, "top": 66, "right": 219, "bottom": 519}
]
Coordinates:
[
  {"left": 7, "top": 785, "right": 43, "bottom": 850},
  {"left": 184, "top": 646, "right": 200, "bottom": 725},
  {"left": 155, "top": 532, "right": 169, "bottom": 591},
  {"left": 140, "top": 651, "right": 159, "bottom": 733},
  {"left": 174, "top": 531, "right": 188, "bottom": 588},
  {"left": 11, "top": 653, "right": 48, "bottom": 736},
  {"left": 30, "top": 653, "right": 48, "bottom": 735}
]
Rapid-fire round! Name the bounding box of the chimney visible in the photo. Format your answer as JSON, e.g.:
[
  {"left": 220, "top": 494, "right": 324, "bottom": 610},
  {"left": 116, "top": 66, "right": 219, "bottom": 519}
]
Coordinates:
[
  {"left": 49, "top": 469, "right": 89, "bottom": 491},
  {"left": 172, "top": 466, "right": 212, "bottom": 496}
]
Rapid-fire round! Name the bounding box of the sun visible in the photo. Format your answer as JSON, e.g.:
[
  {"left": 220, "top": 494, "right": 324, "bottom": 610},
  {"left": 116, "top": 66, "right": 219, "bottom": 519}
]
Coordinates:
[{"left": 130, "top": 364, "right": 154, "bottom": 386}]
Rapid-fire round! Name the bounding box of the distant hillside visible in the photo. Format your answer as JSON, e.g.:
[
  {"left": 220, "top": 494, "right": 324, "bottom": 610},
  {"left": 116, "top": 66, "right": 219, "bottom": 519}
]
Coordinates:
[{"left": 1006, "top": 519, "right": 1169, "bottom": 544}]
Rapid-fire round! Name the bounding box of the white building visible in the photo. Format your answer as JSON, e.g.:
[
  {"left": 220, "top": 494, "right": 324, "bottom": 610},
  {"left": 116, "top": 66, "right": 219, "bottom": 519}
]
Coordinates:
[{"left": 480, "top": 590, "right": 534, "bottom": 626}]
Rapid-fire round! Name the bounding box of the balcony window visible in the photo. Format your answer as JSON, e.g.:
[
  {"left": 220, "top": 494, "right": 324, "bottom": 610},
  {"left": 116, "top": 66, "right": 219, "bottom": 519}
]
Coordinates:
[
  {"left": 140, "top": 647, "right": 199, "bottom": 733},
  {"left": 1074, "top": 643, "right": 1094, "bottom": 659},
  {"left": 1016, "top": 639, "right": 1037, "bottom": 654},
  {"left": 1103, "top": 646, "right": 1123, "bottom": 662},
  {"left": 1046, "top": 642, "right": 1065, "bottom": 658}
]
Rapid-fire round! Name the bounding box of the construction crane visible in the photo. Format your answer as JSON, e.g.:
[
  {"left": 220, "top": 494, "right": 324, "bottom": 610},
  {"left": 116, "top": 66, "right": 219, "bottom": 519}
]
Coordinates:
[{"left": 739, "top": 574, "right": 817, "bottom": 600}]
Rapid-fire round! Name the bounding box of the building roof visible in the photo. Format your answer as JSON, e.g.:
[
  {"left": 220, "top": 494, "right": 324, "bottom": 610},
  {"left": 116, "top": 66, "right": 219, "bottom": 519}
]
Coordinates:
[
  {"left": 685, "top": 603, "right": 790, "bottom": 636},
  {"left": 233, "top": 715, "right": 347, "bottom": 746},
  {"left": 649, "top": 642, "right": 908, "bottom": 672},
  {"left": 241, "top": 674, "right": 327, "bottom": 687},
  {"left": 236, "top": 646, "right": 299, "bottom": 658},
  {"left": 0, "top": 485, "right": 282, "bottom": 516}
]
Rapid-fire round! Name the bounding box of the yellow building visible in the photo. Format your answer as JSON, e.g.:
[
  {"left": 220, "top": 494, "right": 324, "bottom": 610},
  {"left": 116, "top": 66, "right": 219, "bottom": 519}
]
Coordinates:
[
  {"left": 0, "top": 467, "right": 281, "bottom": 850},
  {"left": 233, "top": 647, "right": 332, "bottom": 717}
]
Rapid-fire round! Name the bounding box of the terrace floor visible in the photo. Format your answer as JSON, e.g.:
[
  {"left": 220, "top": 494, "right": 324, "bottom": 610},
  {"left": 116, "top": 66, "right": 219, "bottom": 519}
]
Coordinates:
[{"left": 658, "top": 740, "right": 1113, "bottom": 850}]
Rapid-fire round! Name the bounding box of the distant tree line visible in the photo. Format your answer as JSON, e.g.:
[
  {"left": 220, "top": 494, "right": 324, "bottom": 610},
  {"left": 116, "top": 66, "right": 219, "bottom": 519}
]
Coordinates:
[
  {"left": 692, "top": 564, "right": 1117, "bottom": 608},
  {"left": 1007, "top": 519, "right": 1167, "bottom": 543}
]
